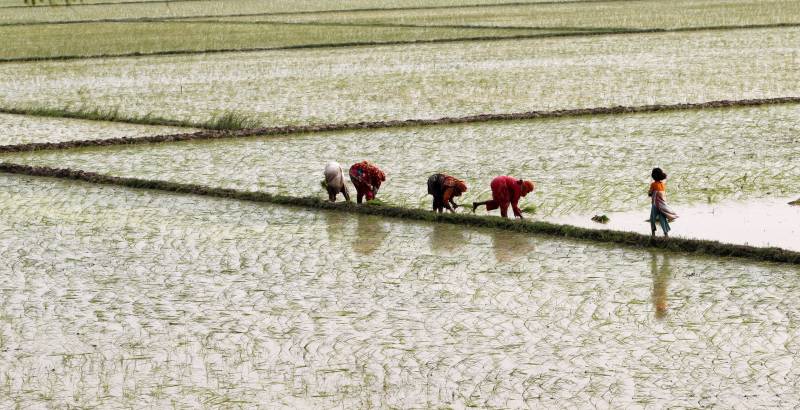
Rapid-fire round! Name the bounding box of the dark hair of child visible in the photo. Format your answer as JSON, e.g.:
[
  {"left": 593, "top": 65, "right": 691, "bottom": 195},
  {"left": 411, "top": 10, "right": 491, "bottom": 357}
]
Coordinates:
[{"left": 651, "top": 167, "right": 667, "bottom": 181}]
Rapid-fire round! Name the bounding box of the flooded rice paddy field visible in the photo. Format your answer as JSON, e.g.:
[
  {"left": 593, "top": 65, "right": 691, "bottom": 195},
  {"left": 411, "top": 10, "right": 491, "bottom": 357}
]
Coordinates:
[
  {"left": 0, "top": 113, "right": 195, "bottom": 145},
  {"left": 2, "top": 26, "right": 798, "bottom": 126},
  {"left": 0, "top": 0, "right": 567, "bottom": 24},
  {"left": 2, "top": 22, "right": 556, "bottom": 61},
  {"left": 258, "top": 0, "right": 800, "bottom": 29},
  {"left": 1, "top": 174, "right": 800, "bottom": 408},
  {"left": 7, "top": 104, "right": 799, "bottom": 217}
]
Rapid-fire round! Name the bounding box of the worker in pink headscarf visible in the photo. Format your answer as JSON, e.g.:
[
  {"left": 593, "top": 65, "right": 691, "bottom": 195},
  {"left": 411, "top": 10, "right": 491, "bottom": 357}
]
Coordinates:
[{"left": 472, "top": 176, "right": 535, "bottom": 219}]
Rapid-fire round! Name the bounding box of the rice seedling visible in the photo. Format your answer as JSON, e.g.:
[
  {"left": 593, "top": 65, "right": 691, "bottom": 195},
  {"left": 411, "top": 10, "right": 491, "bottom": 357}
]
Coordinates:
[
  {"left": 591, "top": 214, "right": 609, "bottom": 224},
  {"left": 521, "top": 204, "right": 537, "bottom": 214},
  {"left": 789, "top": 198, "right": 800, "bottom": 206}
]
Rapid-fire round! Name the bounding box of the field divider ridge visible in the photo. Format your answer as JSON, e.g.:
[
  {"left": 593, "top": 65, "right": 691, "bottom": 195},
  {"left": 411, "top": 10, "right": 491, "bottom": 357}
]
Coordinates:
[
  {"left": 1, "top": 162, "right": 798, "bottom": 265},
  {"left": 1, "top": 97, "right": 800, "bottom": 153}
]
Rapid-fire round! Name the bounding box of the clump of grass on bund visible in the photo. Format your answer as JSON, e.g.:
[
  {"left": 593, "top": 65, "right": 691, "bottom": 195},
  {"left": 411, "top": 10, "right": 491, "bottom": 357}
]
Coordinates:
[{"left": 206, "top": 111, "right": 262, "bottom": 131}]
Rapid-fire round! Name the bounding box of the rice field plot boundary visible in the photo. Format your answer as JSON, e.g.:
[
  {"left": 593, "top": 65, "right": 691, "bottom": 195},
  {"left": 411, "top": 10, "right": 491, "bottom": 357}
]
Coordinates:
[
  {"left": 1, "top": 162, "right": 798, "bottom": 265},
  {"left": 3, "top": 21, "right": 799, "bottom": 64},
  {"left": 2, "top": 97, "right": 799, "bottom": 153}
]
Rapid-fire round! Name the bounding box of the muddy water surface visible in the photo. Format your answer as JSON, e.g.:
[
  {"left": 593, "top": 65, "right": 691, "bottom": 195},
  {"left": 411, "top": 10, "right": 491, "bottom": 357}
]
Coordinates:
[{"left": 1, "top": 174, "right": 799, "bottom": 407}]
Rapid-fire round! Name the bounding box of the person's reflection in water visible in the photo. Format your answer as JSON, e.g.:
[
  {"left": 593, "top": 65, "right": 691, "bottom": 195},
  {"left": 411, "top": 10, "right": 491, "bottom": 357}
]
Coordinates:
[
  {"left": 650, "top": 252, "right": 672, "bottom": 320},
  {"left": 324, "top": 211, "right": 349, "bottom": 244},
  {"left": 352, "top": 214, "right": 389, "bottom": 256},
  {"left": 430, "top": 223, "right": 467, "bottom": 254},
  {"left": 490, "top": 230, "right": 536, "bottom": 263}
]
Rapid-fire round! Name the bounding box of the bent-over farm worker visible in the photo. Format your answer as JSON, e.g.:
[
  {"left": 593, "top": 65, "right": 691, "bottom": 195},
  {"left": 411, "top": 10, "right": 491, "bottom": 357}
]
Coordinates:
[
  {"left": 472, "top": 176, "right": 535, "bottom": 219},
  {"left": 349, "top": 161, "right": 386, "bottom": 204},
  {"left": 427, "top": 173, "right": 467, "bottom": 213},
  {"left": 324, "top": 161, "right": 350, "bottom": 202}
]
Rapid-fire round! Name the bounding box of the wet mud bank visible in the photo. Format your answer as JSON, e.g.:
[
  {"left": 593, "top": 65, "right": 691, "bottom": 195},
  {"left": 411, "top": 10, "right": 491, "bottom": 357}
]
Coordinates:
[
  {"left": 1, "top": 96, "right": 799, "bottom": 153},
  {"left": 2, "top": 162, "right": 798, "bottom": 265}
]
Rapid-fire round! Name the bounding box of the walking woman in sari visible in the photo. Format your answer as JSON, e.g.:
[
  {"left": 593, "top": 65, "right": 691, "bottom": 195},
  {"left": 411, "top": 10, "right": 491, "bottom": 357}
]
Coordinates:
[
  {"left": 648, "top": 167, "right": 678, "bottom": 237},
  {"left": 472, "top": 176, "right": 535, "bottom": 219},
  {"left": 349, "top": 161, "right": 386, "bottom": 204},
  {"left": 427, "top": 173, "right": 468, "bottom": 213}
]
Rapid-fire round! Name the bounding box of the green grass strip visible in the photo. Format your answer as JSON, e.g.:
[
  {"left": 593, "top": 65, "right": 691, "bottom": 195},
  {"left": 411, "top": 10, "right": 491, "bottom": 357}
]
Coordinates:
[
  {"left": 2, "top": 22, "right": 798, "bottom": 64},
  {"left": 0, "top": 106, "right": 261, "bottom": 130},
  {"left": 1, "top": 162, "right": 797, "bottom": 265},
  {"left": 1, "top": 97, "right": 799, "bottom": 153}
]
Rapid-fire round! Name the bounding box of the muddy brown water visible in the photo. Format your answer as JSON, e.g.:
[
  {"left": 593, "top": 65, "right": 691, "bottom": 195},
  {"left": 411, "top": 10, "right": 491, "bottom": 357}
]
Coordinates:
[{"left": 1, "top": 174, "right": 799, "bottom": 407}]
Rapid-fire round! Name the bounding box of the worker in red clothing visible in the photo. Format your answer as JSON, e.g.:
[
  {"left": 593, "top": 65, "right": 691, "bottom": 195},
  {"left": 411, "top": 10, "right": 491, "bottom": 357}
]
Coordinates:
[
  {"left": 349, "top": 161, "right": 386, "bottom": 204},
  {"left": 472, "top": 176, "right": 535, "bottom": 219}
]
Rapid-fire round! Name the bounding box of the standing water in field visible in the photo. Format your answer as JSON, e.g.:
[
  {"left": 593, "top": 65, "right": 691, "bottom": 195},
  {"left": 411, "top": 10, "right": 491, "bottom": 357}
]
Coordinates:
[
  {"left": 1, "top": 175, "right": 800, "bottom": 408},
  {"left": 550, "top": 196, "right": 800, "bottom": 251}
]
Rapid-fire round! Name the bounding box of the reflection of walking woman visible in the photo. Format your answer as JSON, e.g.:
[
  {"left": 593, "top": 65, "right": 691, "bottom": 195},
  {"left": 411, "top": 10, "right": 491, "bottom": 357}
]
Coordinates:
[
  {"left": 650, "top": 252, "right": 671, "bottom": 320},
  {"left": 648, "top": 167, "right": 678, "bottom": 237}
]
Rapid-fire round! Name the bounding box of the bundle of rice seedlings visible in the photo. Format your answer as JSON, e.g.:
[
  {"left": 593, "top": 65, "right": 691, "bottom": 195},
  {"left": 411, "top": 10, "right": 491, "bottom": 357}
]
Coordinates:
[
  {"left": 521, "top": 204, "right": 538, "bottom": 214},
  {"left": 591, "top": 214, "right": 610, "bottom": 224}
]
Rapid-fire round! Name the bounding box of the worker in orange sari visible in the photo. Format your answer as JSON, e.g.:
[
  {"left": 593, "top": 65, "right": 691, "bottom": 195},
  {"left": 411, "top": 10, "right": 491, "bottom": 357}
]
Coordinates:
[
  {"left": 472, "top": 176, "right": 535, "bottom": 219},
  {"left": 427, "top": 173, "right": 468, "bottom": 213},
  {"left": 349, "top": 161, "right": 386, "bottom": 204}
]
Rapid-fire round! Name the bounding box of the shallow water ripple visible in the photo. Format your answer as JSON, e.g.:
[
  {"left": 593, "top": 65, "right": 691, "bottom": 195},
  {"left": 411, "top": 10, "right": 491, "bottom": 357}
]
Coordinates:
[{"left": 0, "top": 175, "right": 799, "bottom": 408}]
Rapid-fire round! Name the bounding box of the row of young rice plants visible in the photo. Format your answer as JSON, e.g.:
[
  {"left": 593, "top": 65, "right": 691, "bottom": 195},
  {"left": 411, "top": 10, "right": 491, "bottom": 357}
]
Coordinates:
[
  {"left": 0, "top": 21, "right": 553, "bottom": 61},
  {"left": 0, "top": 112, "right": 196, "bottom": 145},
  {"left": 1, "top": 27, "right": 797, "bottom": 127},
  {"left": 4, "top": 104, "right": 798, "bottom": 216},
  {"left": 1, "top": 174, "right": 799, "bottom": 408},
  {"left": 0, "top": 0, "right": 570, "bottom": 24},
  {"left": 246, "top": 0, "right": 800, "bottom": 30}
]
